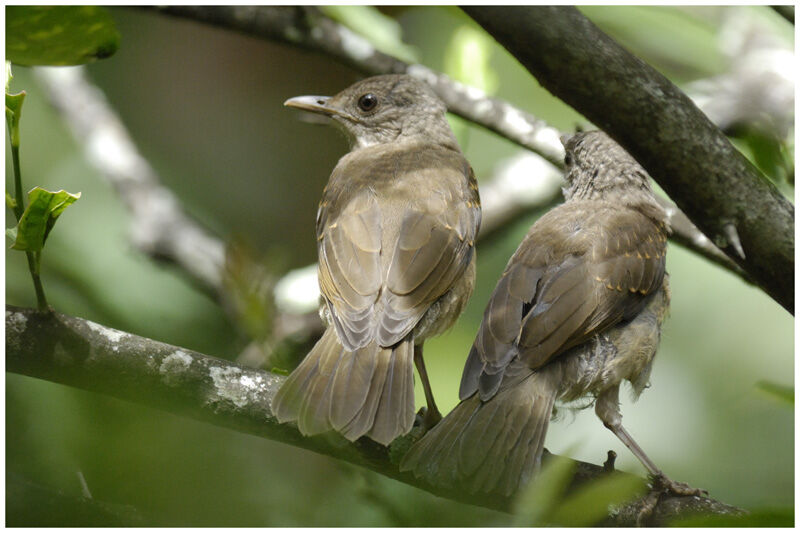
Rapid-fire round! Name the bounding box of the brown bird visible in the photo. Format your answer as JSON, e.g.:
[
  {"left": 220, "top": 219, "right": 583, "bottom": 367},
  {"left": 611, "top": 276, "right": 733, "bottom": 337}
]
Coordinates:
[
  {"left": 401, "top": 131, "right": 703, "bottom": 502},
  {"left": 272, "top": 74, "right": 481, "bottom": 445}
]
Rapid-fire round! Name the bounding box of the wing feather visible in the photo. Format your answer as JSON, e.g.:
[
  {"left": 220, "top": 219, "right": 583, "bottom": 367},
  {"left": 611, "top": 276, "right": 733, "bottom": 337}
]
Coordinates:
[{"left": 464, "top": 202, "right": 667, "bottom": 401}]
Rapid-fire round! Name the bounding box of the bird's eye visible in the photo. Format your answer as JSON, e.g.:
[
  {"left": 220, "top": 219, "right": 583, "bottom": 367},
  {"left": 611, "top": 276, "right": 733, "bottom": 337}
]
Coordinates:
[
  {"left": 564, "top": 153, "right": 573, "bottom": 166},
  {"left": 357, "top": 93, "right": 378, "bottom": 112}
]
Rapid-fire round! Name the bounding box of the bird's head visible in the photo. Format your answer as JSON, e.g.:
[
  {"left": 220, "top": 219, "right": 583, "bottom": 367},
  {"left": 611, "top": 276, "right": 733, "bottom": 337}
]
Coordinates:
[
  {"left": 285, "top": 74, "right": 456, "bottom": 150},
  {"left": 560, "top": 131, "right": 656, "bottom": 203}
]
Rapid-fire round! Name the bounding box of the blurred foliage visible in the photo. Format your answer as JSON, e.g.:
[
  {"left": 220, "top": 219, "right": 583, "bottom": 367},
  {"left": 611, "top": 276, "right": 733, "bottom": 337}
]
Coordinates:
[
  {"left": 6, "top": 6, "right": 119, "bottom": 66},
  {"left": 5, "top": 5, "right": 794, "bottom": 527},
  {"left": 320, "top": 6, "right": 419, "bottom": 64},
  {"left": 755, "top": 381, "right": 794, "bottom": 405},
  {"left": 512, "top": 453, "right": 646, "bottom": 527},
  {"left": 671, "top": 506, "right": 794, "bottom": 527}
]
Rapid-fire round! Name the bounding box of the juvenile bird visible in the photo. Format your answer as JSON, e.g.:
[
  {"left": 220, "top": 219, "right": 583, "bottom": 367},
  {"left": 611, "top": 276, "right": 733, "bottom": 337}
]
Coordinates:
[
  {"left": 402, "top": 131, "right": 703, "bottom": 502},
  {"left": 272, "top": 75, "right": 481, "bottom": 445}
]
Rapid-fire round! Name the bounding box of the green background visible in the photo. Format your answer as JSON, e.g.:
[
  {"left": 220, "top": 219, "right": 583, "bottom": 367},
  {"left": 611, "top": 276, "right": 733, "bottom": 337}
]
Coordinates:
[{"left": 6, "top": 6, "right": 794, "bottom": 526}]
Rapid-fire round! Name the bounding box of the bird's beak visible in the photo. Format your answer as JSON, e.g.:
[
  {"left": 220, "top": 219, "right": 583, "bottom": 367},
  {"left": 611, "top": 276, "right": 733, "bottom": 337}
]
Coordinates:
[
  {"left": 559, "top": 133, "right": 573, "bottom": 146},
  {"left": 284, "top": 95, "right": 340, "bottom": 116}
]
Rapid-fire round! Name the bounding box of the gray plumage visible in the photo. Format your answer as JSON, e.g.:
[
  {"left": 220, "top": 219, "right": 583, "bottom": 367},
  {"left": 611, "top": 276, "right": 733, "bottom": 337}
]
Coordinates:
[
  {"left": 273, "top": 75, "right": 481, "bottom": 445},
  {"left": 401, "top": 131, "right": 671, "bottom": 494}
]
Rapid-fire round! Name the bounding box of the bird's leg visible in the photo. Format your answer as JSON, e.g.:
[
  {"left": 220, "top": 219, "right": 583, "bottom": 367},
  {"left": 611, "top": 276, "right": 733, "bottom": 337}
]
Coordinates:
[
  {"left": 413, "top": 344, "right": 442, "bottom": 429},
  {"left": 594, "top": 386, "right": 707, "bottom": 525}
]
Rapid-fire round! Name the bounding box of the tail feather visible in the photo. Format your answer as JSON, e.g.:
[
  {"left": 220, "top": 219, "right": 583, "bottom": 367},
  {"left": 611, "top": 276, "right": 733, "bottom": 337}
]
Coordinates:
[
  {"left": 339, "top": 347, "right": 390, "bottom": 441},
  {"left": 330, "top": 342, "right": 378, "bottom": 429},
  {"left": 368, "top": 343, "right": 415, "bottom": 444},
  {"left": 272, "top": 328, "right": 415, "bottom": 446},
  {"left": 401, "top": 393, "right": 479, "bottom": 487},
  {"left": 401, "top": 365, "right": 558, "bottom": 496}
]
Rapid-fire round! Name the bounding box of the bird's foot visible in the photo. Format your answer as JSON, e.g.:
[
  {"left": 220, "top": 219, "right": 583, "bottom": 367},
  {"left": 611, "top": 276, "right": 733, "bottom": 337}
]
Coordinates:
[{"left": 636, "top": 473, "right": 707, "bottom": 526}]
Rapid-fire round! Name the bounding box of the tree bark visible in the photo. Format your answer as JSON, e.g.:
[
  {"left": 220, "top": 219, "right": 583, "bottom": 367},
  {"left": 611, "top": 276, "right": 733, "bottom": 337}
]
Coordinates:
[
  {"left": 6, "top": 305, "right": 745, "bottom": 526},
  {"left": 463, "top": 6, "right": 794, "bottom": 313}
]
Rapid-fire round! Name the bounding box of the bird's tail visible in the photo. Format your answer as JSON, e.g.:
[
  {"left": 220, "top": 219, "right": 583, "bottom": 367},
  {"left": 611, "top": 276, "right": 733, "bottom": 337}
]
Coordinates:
[
  {"left": 272, "top": 328, "right": 416, "bottom": 446},
  {"left": 400, "top": 365, "right": 558, "bottom": 496}
]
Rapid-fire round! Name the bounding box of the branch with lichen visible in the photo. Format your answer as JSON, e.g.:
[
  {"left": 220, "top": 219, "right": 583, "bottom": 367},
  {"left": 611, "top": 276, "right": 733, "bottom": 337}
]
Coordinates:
[{"left": 6, "top": 305, "right": 744, "bottom": 526}]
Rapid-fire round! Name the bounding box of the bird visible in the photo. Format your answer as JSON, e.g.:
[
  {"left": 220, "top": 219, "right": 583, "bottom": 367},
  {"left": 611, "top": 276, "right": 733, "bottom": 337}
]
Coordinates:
[
  {"left": 401, "top": 130, "right": 704, "bottom": 503},
  {"left": 272, "top": 74, "right": 481, "bottom": 446}
]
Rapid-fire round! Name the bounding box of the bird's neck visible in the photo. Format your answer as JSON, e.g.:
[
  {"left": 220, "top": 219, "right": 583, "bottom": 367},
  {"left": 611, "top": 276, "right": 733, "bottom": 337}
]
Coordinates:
[{"left": 348, "top": 134, "right": 462, "bottom": 155}]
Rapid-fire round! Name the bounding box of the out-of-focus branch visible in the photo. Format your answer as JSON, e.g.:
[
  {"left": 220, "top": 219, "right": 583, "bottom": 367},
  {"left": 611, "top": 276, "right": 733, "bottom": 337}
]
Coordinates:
[
  {"left": 464, "top": 6, "right": 794, "bottom": 313},
  {"left": 6, "top": 305, "right": 745, "bottom": 526},
  {"left": 145, "top": 5, "right": 752, "bottom": 306},
  {"left": 34, "top": 67, "right": 225, "bottom": 300},
  {"left": 147, "top": 5, "right": 565, "bottom": 167},
  {"left": 687, "top": 6, "right": 794, "bottom": 140},
  {"left": 35, "top": 8, "right": 757, "bottom": 332}
]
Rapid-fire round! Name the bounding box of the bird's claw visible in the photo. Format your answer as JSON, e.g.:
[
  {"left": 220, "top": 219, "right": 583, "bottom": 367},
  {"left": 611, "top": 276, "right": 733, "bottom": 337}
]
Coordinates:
[{"left": 635, "top": 473, "right": 707, "bottom": 526}]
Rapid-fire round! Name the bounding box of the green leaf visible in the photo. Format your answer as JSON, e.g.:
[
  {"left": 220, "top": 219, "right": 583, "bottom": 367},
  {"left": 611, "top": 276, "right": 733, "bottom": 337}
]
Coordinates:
[
  {"left": 6, "top": 226, "right": 17, "bottom": 242},
  {"left": 5, "top": 89, "right": 25, "bottom": 148},
  {"left": 6, "top": 6, "right": 120, "bottom": 66},
  {"left": 9, "top": 187, "right": 80, "bottom": 252},
  {"left": 320, "top": 6, "right": 419, "bottom": 64},
  {"left": 512, "top": 453, "right": 577, "bottom": 526},
  {"left": 756, "top": 381, "right": 794, "bottom": 405},
  {"left": 549, "top": 472, "right": 646, "bottom": 526},
  {"left": 6, "top": 192, "right": 17, "bottom": 210}
]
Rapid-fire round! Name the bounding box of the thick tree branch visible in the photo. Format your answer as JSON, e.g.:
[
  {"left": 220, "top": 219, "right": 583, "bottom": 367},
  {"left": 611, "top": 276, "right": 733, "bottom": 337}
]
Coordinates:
[
  {"left": 771, "top": 5, "right": 794, "bottom": 24},
  {"left": 143, "top": 6, "right": 754, "bottom": 291},
  {"left": 463, "top": 6, "right": 794, "bottom": 313},
  {"left": 6, "top": 305, "right": 743, "bottom": 526}
]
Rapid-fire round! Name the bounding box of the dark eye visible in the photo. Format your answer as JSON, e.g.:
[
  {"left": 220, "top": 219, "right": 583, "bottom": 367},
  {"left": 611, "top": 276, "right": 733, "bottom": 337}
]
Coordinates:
[
  {"left": 357, "top": 93, "right": 378, "bottom": 112},
  {"left": 564, "top": 153, "right": 573, "bottom": 166}
]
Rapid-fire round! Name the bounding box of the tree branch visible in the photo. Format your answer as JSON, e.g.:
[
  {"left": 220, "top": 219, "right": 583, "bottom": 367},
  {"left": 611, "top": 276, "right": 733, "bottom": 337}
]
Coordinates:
[
  {"left": 771, "top": 5, "right": 794, "bottom": 24},
  {"left": 6, "top": 305, "right": 744, "bottom": 526},
  {"left": 142, "top": 6, "right": 755, "bottom": 292},
  {"left": 463, "top": 6, "right": 794, "bottom": 313},
  {"left": 33, "top": 67, "right": 225, "bottom": 301},
  {"left": 147, "top": 5, "right": 566, "bottom": 167}
]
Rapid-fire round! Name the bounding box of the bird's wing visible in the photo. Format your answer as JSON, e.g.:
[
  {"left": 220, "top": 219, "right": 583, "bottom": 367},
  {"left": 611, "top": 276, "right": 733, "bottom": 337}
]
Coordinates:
[
  {"left": 318, "top": 146, "right": 480, "bottom": 351},
  {"left": 377, "top": 154, "right": 480, "bottom": 346},
  {"left": 317, "top": 190, "right": 384, "bottom": 350},
  {"left": 460, "top": 203, "right": 667, "bottom": 400}
]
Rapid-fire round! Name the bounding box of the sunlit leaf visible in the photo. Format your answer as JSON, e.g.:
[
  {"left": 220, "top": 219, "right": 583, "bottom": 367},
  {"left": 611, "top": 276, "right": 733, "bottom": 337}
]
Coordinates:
[
  {"left": 320, "top": 6, "right": 419, "bottom": 64},
  {"left": 443, "top": 25, "right": 499, "bottom": 94},
  {"left": 6, "top": 192, "right": 17, "bottom": 210},
  {"left": 6, "top": 6, "right": 120, "bottom": 66},
  {"left": 9, "top": 187, "right": 80, "bottom": 252}
]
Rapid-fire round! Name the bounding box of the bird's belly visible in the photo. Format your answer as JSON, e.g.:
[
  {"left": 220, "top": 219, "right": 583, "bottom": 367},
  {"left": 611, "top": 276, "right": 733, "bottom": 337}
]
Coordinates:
[{"left": 556, "top": 284, "right": 668, "bottom": 404}]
